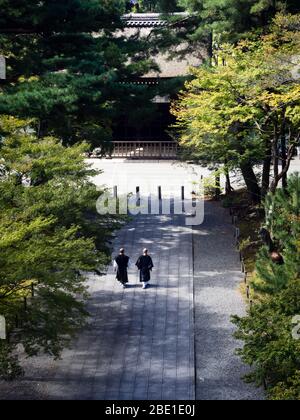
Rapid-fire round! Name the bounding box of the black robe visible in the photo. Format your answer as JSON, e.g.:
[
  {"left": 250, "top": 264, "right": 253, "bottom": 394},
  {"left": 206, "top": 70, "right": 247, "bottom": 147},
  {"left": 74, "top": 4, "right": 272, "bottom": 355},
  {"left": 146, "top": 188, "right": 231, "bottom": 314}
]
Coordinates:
[
  {"left": 115, "top": 255, "right": 130, "bottom": 284},
  {"left": 136, "top": 255, "right": 154, "bottom": 283}
]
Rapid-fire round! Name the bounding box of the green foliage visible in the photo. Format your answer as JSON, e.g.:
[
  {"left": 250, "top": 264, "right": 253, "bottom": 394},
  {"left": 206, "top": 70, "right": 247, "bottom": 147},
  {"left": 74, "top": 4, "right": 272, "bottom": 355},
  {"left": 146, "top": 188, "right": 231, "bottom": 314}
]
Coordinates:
[
  {"left": 0, "top": 116, "right": 119, "bottom": 378},
  {"left": 176, "top": 0, "right": 300, "bottom": 41},
  {"left": 232, "top": 279, "right": 300, "bottom": 397},
  {"left": 0, "top": 0, "right": 159, "bottom": 149},
  {"left": 172, "top": 14, "right": 300, "bottom": 200},
  {"left": 127, "top": 0, "right": 178, "bottom": 12},
  {"left": 255, "top": 174, "right": 300, "bottom": 294},
  {"left": 232, "top": 174, "right": 300, "bottom": 400},
  {"left": 0, "top": 343, "right": 23, "bottom": 380},
  {"left": 269, "top": 372, "right": 300, "bottom": 400}
]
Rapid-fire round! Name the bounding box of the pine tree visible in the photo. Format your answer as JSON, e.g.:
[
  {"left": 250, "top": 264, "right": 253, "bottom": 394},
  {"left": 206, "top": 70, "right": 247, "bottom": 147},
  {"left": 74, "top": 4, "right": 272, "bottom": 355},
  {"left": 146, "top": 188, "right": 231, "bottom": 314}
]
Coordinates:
[
  {"left": 175, "top": 0, "right": 300, "bottom": 41},
  {"left": 232, "top": 174, "right": 300, "bottom": 399},
  {"left": 254, "top": 174, "right": 300, "bottom": 294},
  {"left": 0, "top": 0, "right": 156, "bottom": 150},
  {"left": 232, "top": 278, "right": 300, "bottom": 397}
]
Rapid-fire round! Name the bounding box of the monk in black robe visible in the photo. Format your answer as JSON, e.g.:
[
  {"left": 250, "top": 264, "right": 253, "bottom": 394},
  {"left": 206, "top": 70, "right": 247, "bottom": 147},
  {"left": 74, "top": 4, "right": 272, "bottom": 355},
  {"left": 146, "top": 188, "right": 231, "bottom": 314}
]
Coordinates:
[
  {"left": 136, "top": 248, "right": 154, "bottom": 289},
  {"left": 114, "top": 248, "right": 131, "bottom": 289}
]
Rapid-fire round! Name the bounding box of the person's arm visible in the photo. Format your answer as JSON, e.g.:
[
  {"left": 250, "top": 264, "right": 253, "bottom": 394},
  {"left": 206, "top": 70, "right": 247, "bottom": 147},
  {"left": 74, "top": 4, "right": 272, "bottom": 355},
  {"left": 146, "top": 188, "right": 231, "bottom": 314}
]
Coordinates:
[
  {"left": 149, "top": 257, "right": 154, "bottom": 270},
  {"left": 136, "top": 257, "right": 141, "bottom": 269}
]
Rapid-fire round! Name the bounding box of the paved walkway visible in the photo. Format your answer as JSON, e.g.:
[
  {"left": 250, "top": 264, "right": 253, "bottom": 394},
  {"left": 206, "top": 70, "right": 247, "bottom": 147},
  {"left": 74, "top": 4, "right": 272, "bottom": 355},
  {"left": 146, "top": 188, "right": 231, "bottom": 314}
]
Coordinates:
[
  {"left": 0, "top": 200, "right": 263, "bottom": 400},
  {"left": 0, "top": 211, "right": 195, "bottom": 400},
  {"left": 62, "top": 212, "right": 195, "bottom": 400}
]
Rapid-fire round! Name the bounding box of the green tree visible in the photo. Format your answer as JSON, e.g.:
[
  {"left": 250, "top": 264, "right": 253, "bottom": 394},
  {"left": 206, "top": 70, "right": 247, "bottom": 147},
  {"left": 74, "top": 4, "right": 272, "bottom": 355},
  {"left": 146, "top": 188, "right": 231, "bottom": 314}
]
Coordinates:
[
  {"left": 255, "top": 174, "right": 300, "bottom": 294},
  {"left": 0, "top": 116, "right": 118, "bottom": 378},
  {"left": 175, "top": 0, "right": 300, "bottom": 41},
  {"left": 232, "top": 174, "right": 300, "bottom": 399},
  {"left": 127, "top": 0, "right": 178, "bottom": 12},
  {"left": 0, "top": 0, "right": 158, "bottom": 150},
  {"left": 171, "top": 14, "right": 300, "bottom": 202},
  {"left": 232, "top": 279, "right": 300, "bottom": 398}
]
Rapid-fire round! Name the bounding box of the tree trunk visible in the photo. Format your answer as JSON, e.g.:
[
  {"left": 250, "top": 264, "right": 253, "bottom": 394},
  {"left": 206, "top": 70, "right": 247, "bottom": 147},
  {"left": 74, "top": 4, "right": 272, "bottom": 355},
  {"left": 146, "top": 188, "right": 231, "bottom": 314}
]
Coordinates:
[
  {"left": 225, "top": 172, "right": 233, "bottom": 195},
  {"left": 208, "top": 31, "right": 213, "bottom": 65},
  {"left": 262, "top": 140, "right": 272, "bottom": 198},
  {"left": 273, "top": 140, "right": 279, "bottom": 181},
  {"left": 38, "top": 120, "right": 48, "bottom": 138},
  {"left": 224, "top": 159, "right": 233, "bottom": 195},
  {"left": 240, "top": 162, "right": 261, "bottom": 204},
  {"left": 215, "top": 173, "right": 221, "bottom": 200},
  {"left": 270, "top": 144, "right": 296, "bottom": 194},
  {"left": 272, "top": 121, "right": 280, "bottom": 183},
  {"left": 280, "top": 115, "right": 288, "bottom": 191}
]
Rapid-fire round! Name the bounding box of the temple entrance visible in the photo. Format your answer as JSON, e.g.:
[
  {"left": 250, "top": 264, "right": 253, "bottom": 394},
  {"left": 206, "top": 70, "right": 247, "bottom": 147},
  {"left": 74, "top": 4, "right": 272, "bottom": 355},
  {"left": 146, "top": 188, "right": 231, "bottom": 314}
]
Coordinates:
[{"left": 112, "top": 101, "right": 178, "bottom": 159}]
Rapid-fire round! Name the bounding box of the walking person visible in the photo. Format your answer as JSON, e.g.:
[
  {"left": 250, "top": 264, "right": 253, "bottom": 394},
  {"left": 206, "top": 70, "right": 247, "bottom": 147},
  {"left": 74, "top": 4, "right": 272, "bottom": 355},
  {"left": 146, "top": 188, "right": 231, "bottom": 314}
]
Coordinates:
[
  {"left": 114, "top": 248, "right": 131, "bottom": 289},
  {"left": 136, "top": 248, "right": 154, "bottom": 289}
]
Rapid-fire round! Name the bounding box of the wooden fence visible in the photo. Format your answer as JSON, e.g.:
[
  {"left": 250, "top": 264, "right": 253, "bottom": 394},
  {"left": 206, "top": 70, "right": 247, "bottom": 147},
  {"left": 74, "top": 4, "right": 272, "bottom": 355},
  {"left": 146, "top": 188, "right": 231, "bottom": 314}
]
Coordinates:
[{"left": 111, "top": 141, "right": 178, "bottom": 159}]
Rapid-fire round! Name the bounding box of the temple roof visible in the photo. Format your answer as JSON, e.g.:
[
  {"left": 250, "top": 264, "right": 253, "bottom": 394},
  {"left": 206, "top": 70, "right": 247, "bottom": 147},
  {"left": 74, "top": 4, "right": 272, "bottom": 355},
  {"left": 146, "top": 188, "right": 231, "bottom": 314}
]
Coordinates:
[
  {"left": 121, "top": 13, "right": 206, "bottom": 79},
  {"left": 122, "top": 13, "right": 168, "bottom": 27}
]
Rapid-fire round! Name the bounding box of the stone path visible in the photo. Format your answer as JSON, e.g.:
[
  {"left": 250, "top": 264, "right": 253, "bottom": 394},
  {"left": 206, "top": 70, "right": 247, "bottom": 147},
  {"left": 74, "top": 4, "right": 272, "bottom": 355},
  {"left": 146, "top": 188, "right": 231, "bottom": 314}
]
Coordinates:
[
  {"left": 0, "top": 200, "right": 263, "bottom": 400},
  {"left": 73, "top": 212, "right": 195, "bottom": 401},
  {"left": 0, "top": 211, "right": 195, "bottom": 400}
]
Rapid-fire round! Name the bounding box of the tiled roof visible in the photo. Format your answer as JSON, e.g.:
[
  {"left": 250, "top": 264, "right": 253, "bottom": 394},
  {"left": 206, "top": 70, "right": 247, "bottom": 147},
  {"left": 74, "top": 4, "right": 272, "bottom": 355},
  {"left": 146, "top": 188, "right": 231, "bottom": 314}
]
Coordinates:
[
  {"left": 123, "top": 13, "right": 187, "bottom": 28},
  {"left": 121, "top": 13, "right": 207, "bottom": 78}
]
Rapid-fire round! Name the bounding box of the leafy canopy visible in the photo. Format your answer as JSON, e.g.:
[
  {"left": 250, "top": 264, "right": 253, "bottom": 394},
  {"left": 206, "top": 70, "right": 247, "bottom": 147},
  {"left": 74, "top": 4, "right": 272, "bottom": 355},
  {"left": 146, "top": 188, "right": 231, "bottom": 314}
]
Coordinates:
[{"left": 0, "top": 116, "right": 119, "bottom": 378}]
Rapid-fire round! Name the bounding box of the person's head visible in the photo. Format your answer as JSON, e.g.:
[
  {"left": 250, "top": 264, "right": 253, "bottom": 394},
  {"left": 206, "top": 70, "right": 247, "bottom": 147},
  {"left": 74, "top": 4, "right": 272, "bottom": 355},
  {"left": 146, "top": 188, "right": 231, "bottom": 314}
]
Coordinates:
[
  {"left": 120, "top": 248, "right": 125, "bottom": 255},
  {"left": 143, "top": 248, "right": 148, "bottom": 255}
]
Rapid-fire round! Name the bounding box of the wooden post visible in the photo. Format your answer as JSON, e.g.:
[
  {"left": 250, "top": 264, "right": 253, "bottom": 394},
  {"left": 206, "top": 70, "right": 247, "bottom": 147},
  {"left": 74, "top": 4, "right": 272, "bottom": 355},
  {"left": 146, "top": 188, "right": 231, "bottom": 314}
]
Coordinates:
[
  {"left": 113, "top": 186, "right": 118, "bottom": 199},
  {"left": 158, "top": 186, "right": 162, "bottom": 201},
  {"left": 181, "top": 186, "right": 185, "bottom": 201}
]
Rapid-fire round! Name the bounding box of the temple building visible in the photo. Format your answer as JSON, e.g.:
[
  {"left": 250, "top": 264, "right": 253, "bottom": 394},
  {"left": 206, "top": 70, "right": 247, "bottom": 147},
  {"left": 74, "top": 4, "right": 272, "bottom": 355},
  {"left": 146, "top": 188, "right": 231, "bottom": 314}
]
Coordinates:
[{"left": 111, "top": 13, "right": 207, "bottom": 159}]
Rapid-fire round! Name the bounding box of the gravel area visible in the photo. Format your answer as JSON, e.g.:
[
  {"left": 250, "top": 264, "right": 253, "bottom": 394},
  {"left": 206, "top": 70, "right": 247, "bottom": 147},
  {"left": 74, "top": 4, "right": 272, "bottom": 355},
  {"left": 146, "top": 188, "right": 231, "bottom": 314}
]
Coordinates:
[{"left": 193, "top": 201, "right": 264, "bottom": 400}]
